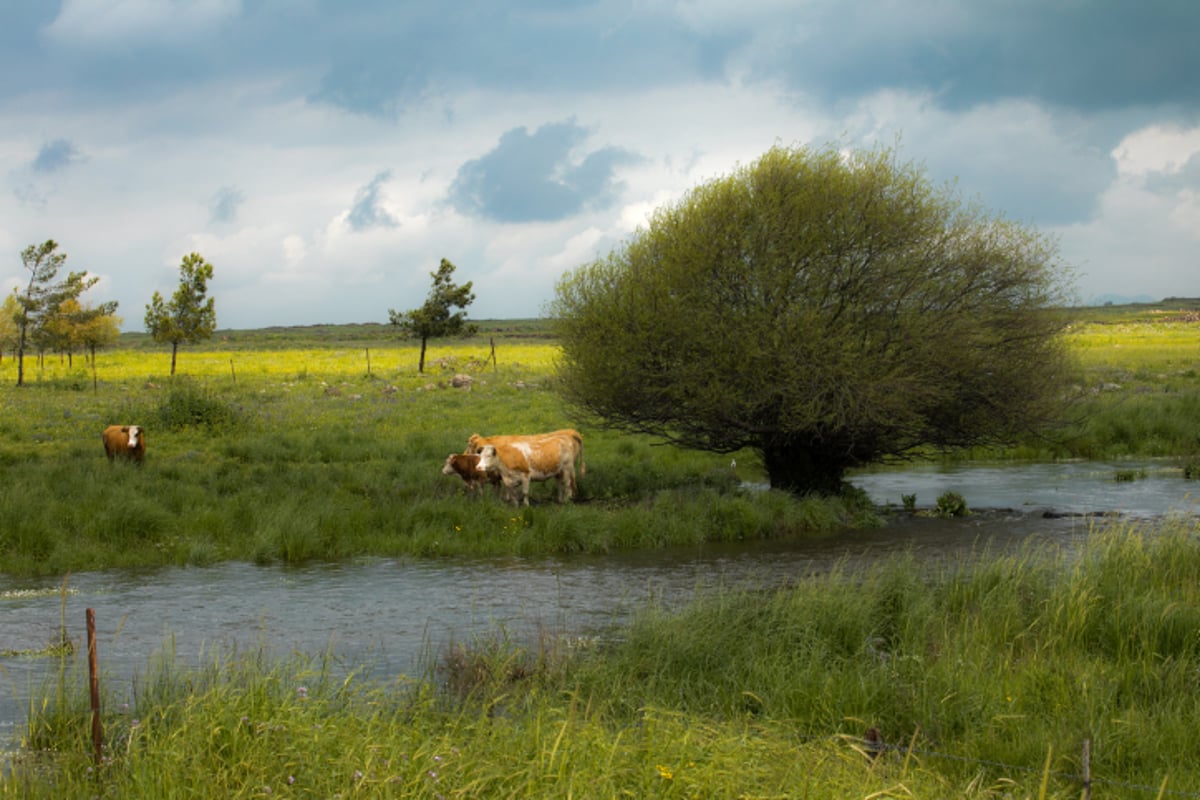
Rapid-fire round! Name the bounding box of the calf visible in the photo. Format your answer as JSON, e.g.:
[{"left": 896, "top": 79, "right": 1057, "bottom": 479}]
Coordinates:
[
  {"left": 102, "top": 425, "right": 146, "bottom": 464},
  {"left": 441, "top": 452, "right": 503, "bottom": 498}
]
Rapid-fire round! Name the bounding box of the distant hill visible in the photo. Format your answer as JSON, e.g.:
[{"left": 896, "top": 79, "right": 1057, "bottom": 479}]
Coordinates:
[{"left": 1086, "top": 293, "right": 1159, "bottom": 306}]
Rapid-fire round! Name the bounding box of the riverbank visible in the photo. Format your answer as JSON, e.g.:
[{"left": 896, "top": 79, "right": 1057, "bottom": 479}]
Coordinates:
[{"left": 6, "top": 519, "right": 1200, "bottom": 797}]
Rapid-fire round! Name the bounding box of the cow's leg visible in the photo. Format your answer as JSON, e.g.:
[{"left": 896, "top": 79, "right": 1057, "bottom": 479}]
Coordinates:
[{"left": 502, "top": 475, "right": 525, "bottom": 507}]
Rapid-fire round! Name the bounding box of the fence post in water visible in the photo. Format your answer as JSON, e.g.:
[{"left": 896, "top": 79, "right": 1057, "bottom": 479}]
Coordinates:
[
  {"left": 87, "top": 608, "right": 103, "bottom": 767},
  {"left": 490, "top": 337, "right": 497, "bottom": 373}
]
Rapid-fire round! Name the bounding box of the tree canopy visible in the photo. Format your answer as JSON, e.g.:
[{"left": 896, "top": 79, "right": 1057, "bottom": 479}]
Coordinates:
[
  {"left": 389, "top": 258, "right": 477, "bottom": 373},
  {"left": 13, "top": 240, "right": 114, "bottom": 385},
  {"left": 145, "top": 252, "right": 217, "bottom": 376},
  {"left": 550, "top": 144, "right": 1075, "bottom": 495}
]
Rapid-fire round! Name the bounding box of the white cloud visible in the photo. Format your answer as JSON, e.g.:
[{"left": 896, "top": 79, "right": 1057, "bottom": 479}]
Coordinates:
[
  {"left": 1113, "top": 124, "right": 1200, "bottom": 178},
  {"left": 44, "top": 0, "right": 242, "bottom": 47}
]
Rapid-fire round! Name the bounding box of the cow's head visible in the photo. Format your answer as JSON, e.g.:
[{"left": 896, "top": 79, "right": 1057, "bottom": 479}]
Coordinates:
[
  {"left": 126, "top": 426, "right": 141, "bottom": 449},
  {"left": 477, "top": 445, "right": 499, "bottom": 472}
]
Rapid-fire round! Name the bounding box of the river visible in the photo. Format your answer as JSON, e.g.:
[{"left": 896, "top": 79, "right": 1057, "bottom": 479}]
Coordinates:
[{"left": 3, "top": 460, "right": 1197, "bottom": 745}]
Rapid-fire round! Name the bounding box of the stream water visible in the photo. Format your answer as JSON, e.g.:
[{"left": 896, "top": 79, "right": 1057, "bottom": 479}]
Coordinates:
[{"left": 3, "top": 460, "right": 1197, "bottom": 745}]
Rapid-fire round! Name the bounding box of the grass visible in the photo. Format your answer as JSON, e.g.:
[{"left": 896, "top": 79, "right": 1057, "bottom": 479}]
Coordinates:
[
  {"left": 7, "top": 519, "right": 1200, "bottom": 797},
  {"left": 3, "top": 306, "right": 1200, "bottom": 575},
  {"left": 0, "top": 337, "right": 879, "bottom": 577},
  {"left": 5, "top": 306, "right": 1200, "bottom": 796},
  {"left": 954, "top": 305, "right": 1200, "bottom": 461}
]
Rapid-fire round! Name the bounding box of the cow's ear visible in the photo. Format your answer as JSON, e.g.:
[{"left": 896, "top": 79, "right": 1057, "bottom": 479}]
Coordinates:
[{"left": 121, "top": 426, "right": 130, "bottom": 432}]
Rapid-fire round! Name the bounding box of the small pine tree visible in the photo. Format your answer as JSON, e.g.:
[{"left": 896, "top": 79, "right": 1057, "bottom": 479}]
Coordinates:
[
  {"left": 389, "top": 258, "right": 477, "bottom": 373},
  {"left": 145, "top": 253, "right": 217, "bottom": 376}
]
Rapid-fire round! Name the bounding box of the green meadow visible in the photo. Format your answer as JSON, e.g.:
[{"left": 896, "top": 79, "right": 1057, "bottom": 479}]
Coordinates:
[
  {"left": 3, "top": 306, "right": 1197, "bottom": 577},
  {"left": 0, "top": 324, "right": 879, "bottom": 577},
  {"left": 1, "top": 307, "right": 1199, "bottom": 575},
  {"left": 4, "top": 306, "right": 1200, "bottom": 797}
]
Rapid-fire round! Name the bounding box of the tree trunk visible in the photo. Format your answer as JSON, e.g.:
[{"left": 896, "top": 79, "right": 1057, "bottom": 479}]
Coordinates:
[
  {"left": 759, "top": 437, "right": 851, "bottom": 497},
  {"left": 418, "top": 337, "right": 428, "bottom": 374},
  {"left": 170, "top": 341, "right": 179, "bottom": 376},
  {"left": 16, "top": 325, "right": 25, "bottom": 386}
]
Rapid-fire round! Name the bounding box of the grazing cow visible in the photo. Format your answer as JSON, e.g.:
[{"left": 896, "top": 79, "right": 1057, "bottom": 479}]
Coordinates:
[
  {"left": 467, "top": 429, "right": 586, "bottom": 498},
  {"left": 102, "top": 425, "right": 146, "bottom": 464},
  {"left": 441, "top": 452, "right": 504, "bottom": 498},
  {"left": 475, "top": 434, "right": 583, "bottom": 507}
]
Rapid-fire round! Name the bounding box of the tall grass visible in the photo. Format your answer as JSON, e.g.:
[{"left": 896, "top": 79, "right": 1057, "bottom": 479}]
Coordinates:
[{"left": 8, "top": 519, "right": 1200, "bottom": 797}]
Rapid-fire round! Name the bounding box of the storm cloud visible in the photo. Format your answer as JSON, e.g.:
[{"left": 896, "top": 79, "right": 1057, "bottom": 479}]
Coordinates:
[
  {"left": 0, "top": 1, "right": 1194, "bottom": 328},
  {"left": 449, "top": 121, "right": 641, "bottom": 223}
]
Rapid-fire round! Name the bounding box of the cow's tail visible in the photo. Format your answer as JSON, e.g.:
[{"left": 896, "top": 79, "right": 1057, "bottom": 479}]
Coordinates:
[{"left": 574, "top": 433, "right": 586, "bottom": 478}]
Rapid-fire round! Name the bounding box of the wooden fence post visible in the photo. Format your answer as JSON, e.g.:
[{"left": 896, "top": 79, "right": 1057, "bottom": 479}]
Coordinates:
[{"left": 87, "top": 608, "right": 103, "bottom": 767}]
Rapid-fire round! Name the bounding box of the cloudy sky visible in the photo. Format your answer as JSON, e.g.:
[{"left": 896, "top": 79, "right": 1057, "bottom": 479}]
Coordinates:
[{"left": 1, "top": 1, "right": 1197, "bottom": 330}]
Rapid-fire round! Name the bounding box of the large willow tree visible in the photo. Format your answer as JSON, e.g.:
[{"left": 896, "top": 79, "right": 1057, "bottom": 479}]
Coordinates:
[{"left": 550, "top": 144, "right": 1075, "bottom": 495}]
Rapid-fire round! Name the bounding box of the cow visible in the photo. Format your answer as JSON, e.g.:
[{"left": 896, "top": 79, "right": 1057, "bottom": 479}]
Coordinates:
[
  {"left": 441, "top": 452, "right": 504, "bottom": 498},
  {"left": 474, "top": 432, "right": 584, "bottom": 507},
  {"left": 466, "top": 429, "right": 586, "bottom": 498},
  {"left": 102, "top": 425, "right": 146, "bottom": 464}
]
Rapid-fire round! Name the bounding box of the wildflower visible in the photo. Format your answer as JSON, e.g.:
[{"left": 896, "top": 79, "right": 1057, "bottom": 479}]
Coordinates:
[
  {"left": 656, "top": 764, "right": 673, "bottom": 781},
  {"left": 287, "top": 776, "right": 295, "bottom": 785},
  {"left": 297, "top": 686, "right": 308, "bottom": 699},
  {"left": 353, "top": 770, "right": 363, "bottom": 782}
]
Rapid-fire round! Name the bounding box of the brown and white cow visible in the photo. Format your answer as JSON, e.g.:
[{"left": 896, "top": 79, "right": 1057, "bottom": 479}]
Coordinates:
[
  {"left": 441, "top": 452, "right": 504, "bottom": 498},
  {"left": 473, "top": 431, "right": 584, "bottom": 506},
  {"left": 102, "top": 425, "right": 146, "bottom": 464},
  {"left": 467, "top": 429, "right": 586, "bottom": 498}
]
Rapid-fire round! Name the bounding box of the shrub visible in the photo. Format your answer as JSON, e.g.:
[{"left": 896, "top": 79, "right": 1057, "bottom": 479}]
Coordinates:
[
  {"left": 155, "top": 381, "right": 240, "bottom": 430},
  {"left": 933, "top": 491, "right": 970, "bottom": 517}
]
